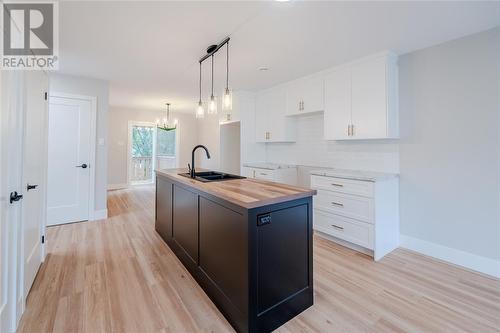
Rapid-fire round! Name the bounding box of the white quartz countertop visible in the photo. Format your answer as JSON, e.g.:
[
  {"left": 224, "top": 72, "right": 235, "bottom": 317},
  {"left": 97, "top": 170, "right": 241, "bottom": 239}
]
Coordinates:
[
  {"left": 242, "top": 162, "right": 297, "bottom": 170},
  {"left": 310, "top": 168, "right": 398, "bottom": 182}
]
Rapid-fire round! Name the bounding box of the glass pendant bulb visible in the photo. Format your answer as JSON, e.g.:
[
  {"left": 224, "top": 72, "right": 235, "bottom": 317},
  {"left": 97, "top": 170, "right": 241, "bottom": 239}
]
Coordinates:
[
  {"left": 208, "top": 54, "right": 217, "bottom": 115},
  {"left": 208, "top": 95, "right": 217, "bottom": 114},
  {"left": 222, "top": 88, "right": 232, "bottom": 112},
  {"left": 196, "top": 100, "right": 205, "bottom": 119}
]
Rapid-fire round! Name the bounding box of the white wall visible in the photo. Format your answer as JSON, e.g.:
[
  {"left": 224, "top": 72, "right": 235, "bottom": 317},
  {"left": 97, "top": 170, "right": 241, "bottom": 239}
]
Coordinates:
[
  {"left": 49, "top": 73, "right": 109, "bottom": 213},
  {"left": 107, "top": 106, "right": 197, "bottom": 187},
  {"left": 196, "top": 91, "right": 266, "bottom": 172},
  {"left": 398, "top": 28, "right": 500, "bottom": 265},
  {"left": 219, "top": 122, "right": 241, "bottom": 175}
]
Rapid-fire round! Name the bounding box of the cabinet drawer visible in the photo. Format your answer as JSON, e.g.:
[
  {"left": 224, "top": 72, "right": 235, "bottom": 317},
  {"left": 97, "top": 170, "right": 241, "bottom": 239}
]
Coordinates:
[
  {"left": 314, "top": 189, "right": 374, "bottom": 223},
  {"left": 254, "top": 168, "right": 275, "bottom": 181},
  {"left": 314, "top": 209, "right": 374, "bottom": 249},
  {"left": 311, "top": 175, "right": 374, "bottom": 197}
]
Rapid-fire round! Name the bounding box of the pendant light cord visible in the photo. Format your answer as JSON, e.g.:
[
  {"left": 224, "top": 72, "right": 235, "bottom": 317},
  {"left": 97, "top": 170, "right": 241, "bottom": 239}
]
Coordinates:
[
  {"left": 211, "top": 55, "right": 214, "bottom": 97},
  {"left": 199, "top": 62, "right": 202, "bottom": 102},
  {"left": 226, "top": 41, "right": 229, "bottom": 89}
]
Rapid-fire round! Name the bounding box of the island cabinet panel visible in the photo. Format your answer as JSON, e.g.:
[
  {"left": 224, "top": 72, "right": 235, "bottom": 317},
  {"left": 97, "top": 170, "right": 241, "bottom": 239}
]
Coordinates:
[
  {"left": 155, "top": 177, "right": 173, "bottom": 242},
  {"left": 248, "top": 199, "right": 313, "bottom": 333},
  {"left": 199, "top": 197, "right": 248, "bottom": 327},
  {"left": 256, "top": 204, "right": 309, "bottom": 314},
  {"left": 172, "top": 185, "right": 199, "bottom": 265}
]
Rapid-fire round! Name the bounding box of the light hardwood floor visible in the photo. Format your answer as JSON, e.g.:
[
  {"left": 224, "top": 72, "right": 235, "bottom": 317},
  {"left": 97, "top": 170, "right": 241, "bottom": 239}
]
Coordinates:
[{"left": 18, "top": 185, "right": 500, "bottom": 333}]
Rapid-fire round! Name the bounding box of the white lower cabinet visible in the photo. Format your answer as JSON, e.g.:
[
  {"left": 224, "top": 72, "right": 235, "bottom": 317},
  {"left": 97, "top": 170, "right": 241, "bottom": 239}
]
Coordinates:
[
  {"left": 242, "top": 166, "right": 297, "bottom": 185},
  {"left": 311, "top": 173, "right": 399, "bottom": 261}
]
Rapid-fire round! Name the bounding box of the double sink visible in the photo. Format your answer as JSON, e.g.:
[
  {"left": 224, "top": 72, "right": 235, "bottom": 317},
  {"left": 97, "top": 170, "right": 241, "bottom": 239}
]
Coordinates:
[{"left": 179, "top": 171, "right": 246, "bottom": 183}]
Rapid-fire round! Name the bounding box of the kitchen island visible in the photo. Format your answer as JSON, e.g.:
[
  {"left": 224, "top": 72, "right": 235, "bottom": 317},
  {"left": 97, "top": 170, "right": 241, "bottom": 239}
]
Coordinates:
[{"left": 155, "top": 169, "right": 316, "bottom": 333}]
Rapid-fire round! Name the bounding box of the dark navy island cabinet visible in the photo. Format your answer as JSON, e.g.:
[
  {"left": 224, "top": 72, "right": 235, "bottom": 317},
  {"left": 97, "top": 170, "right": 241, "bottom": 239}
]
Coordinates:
[{"left": 155, "top": 175, "right": 314, "bottom": 333}]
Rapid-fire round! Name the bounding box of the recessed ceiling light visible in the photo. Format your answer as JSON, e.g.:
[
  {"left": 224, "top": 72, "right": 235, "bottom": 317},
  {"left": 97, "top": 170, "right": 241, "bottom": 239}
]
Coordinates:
[
  {"left": 259, "top": 66, "right": 269, "bottom": 71},
  {"left": 275, "top": 0, "right": 290, "bottom": 2}
]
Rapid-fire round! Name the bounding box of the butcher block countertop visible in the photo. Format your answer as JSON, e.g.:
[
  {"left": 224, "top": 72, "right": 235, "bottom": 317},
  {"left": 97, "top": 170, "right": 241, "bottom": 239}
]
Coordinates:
[{"left": 156, "top": 168, "right": 316, "bottom": 209}]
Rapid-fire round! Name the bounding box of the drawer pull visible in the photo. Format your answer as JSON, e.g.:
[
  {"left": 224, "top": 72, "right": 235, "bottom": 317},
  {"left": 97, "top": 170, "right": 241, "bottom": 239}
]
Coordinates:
[
  {"left": 331, "top": 183, "right": 344, "bottom": 187},
  {"left": 331, "top": 201, "right": 344, "bottom": 207},
  {"left": 260, "top": 173, "right": 268, "bottom": 176},
  {"left": 331, "top": 224, "right": 344, "bottom": 230}
]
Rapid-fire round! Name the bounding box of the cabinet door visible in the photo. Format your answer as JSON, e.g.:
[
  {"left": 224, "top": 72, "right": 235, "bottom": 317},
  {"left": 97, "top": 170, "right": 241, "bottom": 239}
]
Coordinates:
[
  {"left": 199, "top": 198, "right": 247, "bottom": 313},
  {"left": 324, "top": 67, "right": 351, "bottom": 140},
  {"left": 286, "top": 80, "right": 303, "bottom": 115},
  {"left": 303, "top": 75, "right": 324, "bottom": 114},
  {"left": 255, "top": 91, "right": 270, "bottom": 142},
  {"left": 172, "top": 185, "right": 198, "bottom": 264},
  {"left": 267, "top": 86, "right": 295, "bottom": 142},
  {"left": 351, "top": 57, "right": 387, "bottom": 139},
  {"left": 257, "top": 204, "right": 310, "bottom": 314},
  {"left": 253, "top": 168, "right": 274, "bottom": 181},
  {"left": 286, "top": 76, "right": 324, "bottom": 115},
  {"left": 156, "top": 177, "right": 173, "bottom": 242},
  {"left": 241, "top": 167, "right": 255, "bottom": 178}
]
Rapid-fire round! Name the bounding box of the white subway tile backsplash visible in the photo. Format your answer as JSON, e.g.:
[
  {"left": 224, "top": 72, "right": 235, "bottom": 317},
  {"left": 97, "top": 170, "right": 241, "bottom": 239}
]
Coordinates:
[{"left": 265, "top": 114, "right": 399, "bottom": 178}]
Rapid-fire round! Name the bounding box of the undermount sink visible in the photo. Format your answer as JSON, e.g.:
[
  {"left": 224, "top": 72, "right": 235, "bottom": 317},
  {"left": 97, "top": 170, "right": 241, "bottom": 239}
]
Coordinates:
[{"left": 179, "top": 171, "right": 246, "bottom": 182}]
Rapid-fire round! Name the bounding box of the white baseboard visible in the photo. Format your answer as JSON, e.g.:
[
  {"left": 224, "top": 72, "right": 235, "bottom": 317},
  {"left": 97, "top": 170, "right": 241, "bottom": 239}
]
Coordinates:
[
  {"left": 400, "top": 235, "right": 500, "bottom": 278},
  {"left": 108, "top": 183, "right": 128, "bottom": 190},
  {"left": 91, "top": 209, "right": 108, "bottom": 221}
]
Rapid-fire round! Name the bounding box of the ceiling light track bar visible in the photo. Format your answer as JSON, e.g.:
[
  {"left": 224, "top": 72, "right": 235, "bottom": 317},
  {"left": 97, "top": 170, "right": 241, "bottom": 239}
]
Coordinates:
[{"left": 199, "top": 37, "right": 230, "bottom": 64}]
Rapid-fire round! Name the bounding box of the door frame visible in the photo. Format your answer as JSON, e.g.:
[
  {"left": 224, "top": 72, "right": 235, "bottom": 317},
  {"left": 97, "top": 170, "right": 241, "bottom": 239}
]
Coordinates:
[
  {"left": 48, "top": 92, "right": 97, "bottom": 221},
  {"left": 127, "top": 121, "right": 157, "bottom": 186}
]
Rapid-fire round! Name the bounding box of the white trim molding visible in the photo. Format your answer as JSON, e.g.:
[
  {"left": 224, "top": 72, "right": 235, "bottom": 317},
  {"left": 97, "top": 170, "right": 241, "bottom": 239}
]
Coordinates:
[
  {"left": 107, "top": 183, "right": 128, "bottom": 190},
  {"left": 400, "top": 235, "right": 500, "bottom": 278},
  {"left": 91, "top": 209, "right": 108, "bottom": 221}
]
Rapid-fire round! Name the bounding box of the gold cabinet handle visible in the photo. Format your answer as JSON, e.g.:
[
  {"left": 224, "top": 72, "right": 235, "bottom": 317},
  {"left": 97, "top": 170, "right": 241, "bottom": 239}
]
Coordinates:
[
  {"left": 331, "top": 201, "right": 344, "bottom": 207},
  {"left": 331, "top": 224, "right": 344, "bottom": 230},
  {"left": 347, "top": 125, "right": 350, "bottom": 136}
]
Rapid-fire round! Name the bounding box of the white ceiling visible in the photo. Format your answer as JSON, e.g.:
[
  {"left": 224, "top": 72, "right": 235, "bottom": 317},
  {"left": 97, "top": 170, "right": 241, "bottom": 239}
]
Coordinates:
[{"left": 57, "top": 1, "right": 500, "bottom": 113}]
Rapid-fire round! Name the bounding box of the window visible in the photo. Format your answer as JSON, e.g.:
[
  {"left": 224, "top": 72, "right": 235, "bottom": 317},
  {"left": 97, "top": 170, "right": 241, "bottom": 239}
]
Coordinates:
[
  {"left": 156, "top": 128, "right": 176, "bottom": 157},
  {"left": 156, "top": 128, "right": 177, "bottom": 170},
  {"left": 130, "top": 125, "right": 154, "bottom": 184}
]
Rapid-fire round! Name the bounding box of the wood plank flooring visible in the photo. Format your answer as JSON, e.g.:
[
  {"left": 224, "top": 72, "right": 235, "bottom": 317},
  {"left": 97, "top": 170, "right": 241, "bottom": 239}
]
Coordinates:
[{"left": 18, "top": 185, "right": 500, "bottom": 332}]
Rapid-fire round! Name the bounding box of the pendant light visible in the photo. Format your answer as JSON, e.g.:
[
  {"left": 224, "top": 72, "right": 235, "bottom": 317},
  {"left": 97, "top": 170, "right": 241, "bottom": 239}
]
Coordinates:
[
  {"left": 157, "top": 103, "right": 177, "bottom": 131},
  {"left": 208, "top": 54, "right": 217, "bottom": 114},
  {"left": 222, "top": 40, "right": 232, "bottom": 113},
  {"left": 196, "top": 61, "right": 205, "bottom": 118}
]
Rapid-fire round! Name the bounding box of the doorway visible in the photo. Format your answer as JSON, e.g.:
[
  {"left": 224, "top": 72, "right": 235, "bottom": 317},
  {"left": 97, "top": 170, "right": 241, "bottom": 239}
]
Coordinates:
[
  {"left": 46, "top": 93, "right": 96, "bottom": 226},
  {"left": 127, "top": 122, "right": 178, "bottom": 185}
]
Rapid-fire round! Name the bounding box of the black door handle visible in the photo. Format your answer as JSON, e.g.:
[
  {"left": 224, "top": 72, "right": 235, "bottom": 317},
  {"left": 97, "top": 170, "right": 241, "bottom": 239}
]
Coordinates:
[
  {"left": 10, "top": 191, "right": 23, "bottom": 204},
  {"left": 76, "top": 163, "right": 88, "bottom": 169},
  {"left": 27, "top": 183, "right": 38, "bottom": 191}
]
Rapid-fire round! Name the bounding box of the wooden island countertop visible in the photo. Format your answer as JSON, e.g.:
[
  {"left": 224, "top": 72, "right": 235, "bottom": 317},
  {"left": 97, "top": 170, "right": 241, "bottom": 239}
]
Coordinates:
[{"left": 155, "top": 168, "right": 316, "bottom": 209}]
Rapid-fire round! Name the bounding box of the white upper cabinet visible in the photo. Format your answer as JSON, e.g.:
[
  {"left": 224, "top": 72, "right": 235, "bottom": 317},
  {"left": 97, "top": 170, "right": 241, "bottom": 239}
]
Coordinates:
[
  {"left": 286, "top": 75, "right": 324, "bottom": 115},
  {"left": 324, "top": 53, "right": 399, "bottom": 140},
  {"left": 324, "top": 66, "right": 352, "bottom": 140},
  {"left": 255, "top": 86, "right": 296, "bottom": 142}
]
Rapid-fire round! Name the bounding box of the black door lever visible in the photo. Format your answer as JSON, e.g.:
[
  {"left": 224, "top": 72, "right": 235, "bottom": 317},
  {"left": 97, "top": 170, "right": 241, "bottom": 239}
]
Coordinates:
[
  {"left": 10, "top": 191, "right": 23, "bottom": 204},
  {"left": 76, "top": 163, "right": 88, "bottom": 169},
  {"left": 27, "top": 184, "right": 38, "bottom": 191}
]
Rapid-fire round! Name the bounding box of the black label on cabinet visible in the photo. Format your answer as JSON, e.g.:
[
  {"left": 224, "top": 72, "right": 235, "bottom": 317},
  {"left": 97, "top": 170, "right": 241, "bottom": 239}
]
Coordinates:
[{"left": 257, "top": 214, "right": 271, "bottom": 226}]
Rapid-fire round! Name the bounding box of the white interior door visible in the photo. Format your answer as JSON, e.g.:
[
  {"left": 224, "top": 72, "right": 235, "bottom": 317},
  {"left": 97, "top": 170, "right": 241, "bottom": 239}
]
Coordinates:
[
  {"left": 0, "top": 71, "right": 25, "bottom": 333},
  {"left": 47, "top": 96, "right": 93, "bottom": 226},
  {"left": 21, "top": 72, "right": 49, "bottom": 302}
]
